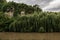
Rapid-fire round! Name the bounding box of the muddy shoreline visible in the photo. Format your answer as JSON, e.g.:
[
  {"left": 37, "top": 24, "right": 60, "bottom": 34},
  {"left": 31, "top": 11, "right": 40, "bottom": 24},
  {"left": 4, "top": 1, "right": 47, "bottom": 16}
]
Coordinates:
[{"left": 0, "top": 32, "right": 60, "bottom": 40}]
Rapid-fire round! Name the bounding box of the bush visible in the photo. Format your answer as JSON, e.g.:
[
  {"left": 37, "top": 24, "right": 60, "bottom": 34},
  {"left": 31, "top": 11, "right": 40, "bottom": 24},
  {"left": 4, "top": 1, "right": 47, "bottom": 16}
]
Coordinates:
[{"left": 0, "top": 12, "right": 60, "bottom": 32}]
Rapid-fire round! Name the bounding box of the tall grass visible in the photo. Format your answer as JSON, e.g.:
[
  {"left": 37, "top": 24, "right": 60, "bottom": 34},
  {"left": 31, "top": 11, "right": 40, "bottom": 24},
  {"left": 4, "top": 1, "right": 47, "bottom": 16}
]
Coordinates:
[{"left": 0, "top": 12, "right": 60, "bottom": 32}]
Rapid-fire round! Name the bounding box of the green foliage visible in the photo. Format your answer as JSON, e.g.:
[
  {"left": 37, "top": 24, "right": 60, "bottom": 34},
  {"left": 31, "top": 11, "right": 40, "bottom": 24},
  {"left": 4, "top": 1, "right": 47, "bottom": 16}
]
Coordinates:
[
  {"left": 0, "top": 12, "right": 60, "bottom": 32},
  {"left": 0, "top": 0, "right": 6, "bottom": 4},
  {"left": 2, "top": 1, "right": 42, "bottom": 16},
  {"left": 0, "top": 0, "right": 7, "bottom": 12},
  {"left": 0, "top": 1, "right": 60, "bottom": 33},
  {"left": 38, "top": 27, "right": 45, "bottom": 33}
]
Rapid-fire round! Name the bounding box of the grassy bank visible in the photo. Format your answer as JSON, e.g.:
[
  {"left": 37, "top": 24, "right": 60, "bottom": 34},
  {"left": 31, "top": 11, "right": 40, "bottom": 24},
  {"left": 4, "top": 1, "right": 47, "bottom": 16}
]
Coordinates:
[{"left": 0, "top": 12, "right": 60, "bottom": 32}]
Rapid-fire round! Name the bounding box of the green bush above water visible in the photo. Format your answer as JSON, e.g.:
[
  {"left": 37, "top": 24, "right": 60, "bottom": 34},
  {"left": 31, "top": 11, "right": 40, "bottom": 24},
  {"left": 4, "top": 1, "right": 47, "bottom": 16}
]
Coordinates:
[{"left": 0, "top": 12, "right": 60, "bottom": 32}]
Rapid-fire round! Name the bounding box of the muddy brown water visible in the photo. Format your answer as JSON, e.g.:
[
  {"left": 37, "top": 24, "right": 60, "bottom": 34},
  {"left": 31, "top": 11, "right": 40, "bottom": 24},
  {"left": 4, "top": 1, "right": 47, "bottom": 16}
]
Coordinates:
[{"left": 0, "top": 32, "right": 60, "bottom": 40}]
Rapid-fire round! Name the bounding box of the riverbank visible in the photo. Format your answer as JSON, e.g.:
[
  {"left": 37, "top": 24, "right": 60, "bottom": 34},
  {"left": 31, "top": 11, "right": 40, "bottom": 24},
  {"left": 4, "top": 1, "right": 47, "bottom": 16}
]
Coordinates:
[{"left": 0, "top": 32, "right": 60, "bottom": 40}]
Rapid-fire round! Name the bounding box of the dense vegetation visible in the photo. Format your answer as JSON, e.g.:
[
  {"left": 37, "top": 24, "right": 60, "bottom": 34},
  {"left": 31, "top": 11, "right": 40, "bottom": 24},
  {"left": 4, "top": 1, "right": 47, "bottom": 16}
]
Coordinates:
[{"left": 0, "top": 0, "right": 60, "bottom": 32}]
